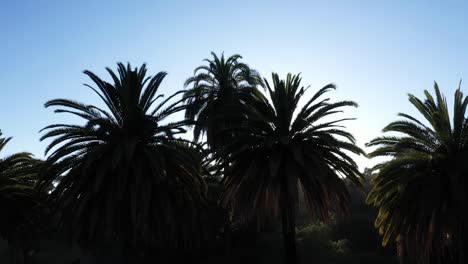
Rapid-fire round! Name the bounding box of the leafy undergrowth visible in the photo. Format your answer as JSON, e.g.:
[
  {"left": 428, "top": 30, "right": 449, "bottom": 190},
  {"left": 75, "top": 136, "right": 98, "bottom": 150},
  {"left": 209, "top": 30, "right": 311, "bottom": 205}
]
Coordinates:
[{"left": 256, "top": 222, "right": 397, "bottom": 264}]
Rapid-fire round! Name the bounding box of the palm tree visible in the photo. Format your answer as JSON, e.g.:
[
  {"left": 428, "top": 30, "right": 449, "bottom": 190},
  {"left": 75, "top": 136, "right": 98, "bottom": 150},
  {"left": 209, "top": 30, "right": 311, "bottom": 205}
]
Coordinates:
[
  {"left": 183, "top": 52, "right": 263, "bottom": 254},
  {"left": 38, "top": 63, "right": 207, "bottom": 259},
  {"left": 0, "top": 131, "right": 41, "bottom": 264},
  {"left": 217, "top": 73, "right": 364, "bottom": 263},
  {"left": 366, "top": 83, "right": 468, "bottom": 263},
  {"left": 183, "top": 52, "right": 263, "bottom": 149}
]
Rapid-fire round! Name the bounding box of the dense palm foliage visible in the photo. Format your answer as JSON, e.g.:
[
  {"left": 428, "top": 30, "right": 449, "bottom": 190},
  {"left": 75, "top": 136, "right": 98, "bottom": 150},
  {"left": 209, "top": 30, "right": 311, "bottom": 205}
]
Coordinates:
[
  {"left": 183, "top": 52, "right": 263, "bottom": 149},
  {"left": 366, "top": 83, "right": 468, "bottom": 263},
  {"left": 38, "top": 63, "right": 207, "bottom": 253},
  {"left": 5, "top": 52, "right": 464, "bottom": 264},
  {"left": 217, "top": 73, "right": 364, "bottom": 263},
  {"left": 0, "top": 131, "right": 41, "bottom": 264},
  {"left": 183, "top": 52, "right": 264, "bottom": 256}
]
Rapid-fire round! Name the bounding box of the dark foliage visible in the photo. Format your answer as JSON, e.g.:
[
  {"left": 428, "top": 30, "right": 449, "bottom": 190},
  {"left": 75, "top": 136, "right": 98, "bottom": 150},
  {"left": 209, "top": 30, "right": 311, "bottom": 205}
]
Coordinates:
[
  {"left": 217, "top": 73, "right": 364, "bottom": 263},
  {"left": 38, "top": 63, "right": 207, "bottom": 251},
  {"left": 367, "top": 83, "right": 468, "bottom": 263}
]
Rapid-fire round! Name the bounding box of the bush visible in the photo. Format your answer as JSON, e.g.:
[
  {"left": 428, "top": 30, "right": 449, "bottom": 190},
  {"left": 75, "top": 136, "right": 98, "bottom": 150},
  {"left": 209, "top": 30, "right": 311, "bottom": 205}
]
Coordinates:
[{"left": 256, "top": 222, "right": 350, "bottom": 264}]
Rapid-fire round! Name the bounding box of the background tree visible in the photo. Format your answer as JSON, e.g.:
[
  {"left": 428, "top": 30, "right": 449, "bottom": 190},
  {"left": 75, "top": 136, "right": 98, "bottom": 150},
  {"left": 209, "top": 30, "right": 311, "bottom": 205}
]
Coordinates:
[
  {"left": 183, "top": 52, "right": 263, "bottom": 255},
  {"left": 217, "top": 73, "right": 364, "bottom": 263},
  {"left": 38, "top": 63, "right": 207, "bottom": 262},
  {"left": 183, "top": 52, "right": 263, "bottom": 149},
  {"left": 0, "top": 131, "right": 41, "bottom": 264},
  {"left": 366, "top": 83, "right": 468, "bottom": 263}
]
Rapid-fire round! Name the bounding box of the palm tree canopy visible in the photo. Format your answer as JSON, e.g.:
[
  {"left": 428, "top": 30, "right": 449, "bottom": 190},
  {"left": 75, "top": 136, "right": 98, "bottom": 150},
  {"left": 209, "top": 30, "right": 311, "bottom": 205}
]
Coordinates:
[
  {"left": 0, "top": 131, "right": 40, "bottom": 239},
  {"left": 183, "top": 52, "right": 263, "bottom": 148},
  {"left": 39, "top": 63, "right": 207, "bottom": 248},
  {"left": 366, "top": 83, "right": 468, "bottom": 262},
  {"left": 218, "top": 73, "right": 364, "bottom": 223}
]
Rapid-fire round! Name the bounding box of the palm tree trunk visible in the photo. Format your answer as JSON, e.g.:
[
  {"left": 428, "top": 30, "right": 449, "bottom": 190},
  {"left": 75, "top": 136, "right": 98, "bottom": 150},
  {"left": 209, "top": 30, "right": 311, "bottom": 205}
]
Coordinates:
[
  {"left": 281, "top": 199, "right": 297, "bottom": 264},
  {"left": 397, "top": 236, "right": 408, "bottom": 264},
  {"left": 223, "top": 206, "right": 233, "bottom": 257},
  {"left": 122, "top": 240, "right": 138, "bottom": 264},
  {"left": 248, "top": 219, "right": 258, "bottom": 249},
  {"left": 223, "top": 161, "right": 233, "bottom": 257},
  {"left": 8, "top": 233, "right": 25, "bottom": 264}
]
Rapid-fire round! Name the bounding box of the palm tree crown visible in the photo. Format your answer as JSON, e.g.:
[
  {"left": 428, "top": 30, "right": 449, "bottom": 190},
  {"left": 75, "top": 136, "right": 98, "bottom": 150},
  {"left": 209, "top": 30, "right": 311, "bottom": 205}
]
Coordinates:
[
  {"left": 0, "top": 131, "right": 39, "bottom": 240},
  {"left": 0, "top": 130, "right": 42, "bottom": 264},
  {"left": 39, "top": 63, "right": 206, "bottom": 249},
  {"left": 218, "top": 73, "right": 364, "bottom": 263},
  {"left": 183, "top": 52, "right": 263, "bottom": 149},
  {"left": 366, "top": 83, "right": 468, "bottom": 263}
]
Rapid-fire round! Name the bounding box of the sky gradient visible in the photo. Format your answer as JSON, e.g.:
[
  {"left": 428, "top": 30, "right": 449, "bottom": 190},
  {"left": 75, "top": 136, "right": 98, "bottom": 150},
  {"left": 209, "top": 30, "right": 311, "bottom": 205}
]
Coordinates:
[{"left": 2, "top": 0, "right": 468, "bottom": 168}]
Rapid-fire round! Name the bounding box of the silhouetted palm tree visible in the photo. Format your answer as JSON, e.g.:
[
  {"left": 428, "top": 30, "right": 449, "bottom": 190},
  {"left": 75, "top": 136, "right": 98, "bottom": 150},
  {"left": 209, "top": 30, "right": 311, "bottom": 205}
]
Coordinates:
[
  {"left": 183, "top": 52, "right": 263, "bottom": 149},
  {"left": 366, "top": 83, "right": 468, "bottom": 264},
  {"left": 183, "top": 52, "right": 263, "bottom": 255},
  {"left": 38, "top": 63, "right": 207, "bottom": 258},
  {"left": 0, "top": 131, "right": 41, "bottom": 264},
  {"left": 218, "top": 73, "right": 364, "bottom": 264}
]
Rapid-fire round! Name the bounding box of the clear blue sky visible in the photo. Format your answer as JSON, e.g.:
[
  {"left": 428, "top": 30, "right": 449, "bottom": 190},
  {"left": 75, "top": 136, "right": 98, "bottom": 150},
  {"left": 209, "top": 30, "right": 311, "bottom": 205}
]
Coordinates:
[{"left": 2, "top": 0, "right": 468, "bottom": 169}]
